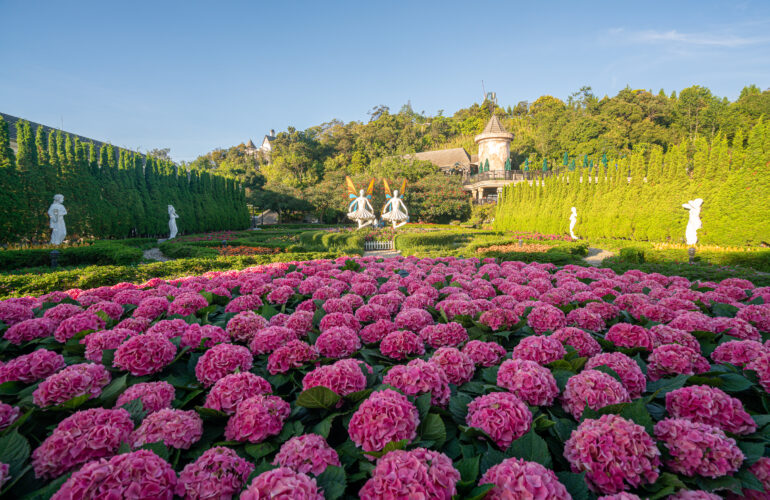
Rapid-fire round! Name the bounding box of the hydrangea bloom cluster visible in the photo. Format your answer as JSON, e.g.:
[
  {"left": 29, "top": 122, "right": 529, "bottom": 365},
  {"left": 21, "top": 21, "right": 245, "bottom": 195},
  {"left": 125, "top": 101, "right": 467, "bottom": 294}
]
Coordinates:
[
  {"left": 33, "top": 362, "right": 111, "bottom": 407},
  {"left": 176, "top": 446, "right": 254, "bottom": 499},
  {"left": 711, "top": 340, "right": 767, "bottom": 367},
  {"left": 466, "top": 392, "right": 532, "bottom": 449},
  {"left": 268, "top": 339, "right": 318, "bottom": 374},
  {"left": 54, "top": 312, "right": 105, "bottom": 343},
  {"left": 273, "top": 434, "right": 341, "bottom": 475},
  {"left": 379, "top": 330, "right": 425, "bottom": 359},
  {"left": 3, "top": 317, "right": 55, "bottom": 344},
  {"left": 51, "top": 450, "right": 177, "bottom": 500},
  {"left": 605, "top": 323, "right": 654, "bottom": 350},
  {"left": 113, "top": 333, "right": 177, "bottom": 375},
  {"left": 130, "top": 408, "right": 203, "bottom": 450},
  {"left": 194, "top": 343, "right": 253, "bottom": 387},
  {"left": 480, "top": 457, "right": 570, "bottom": 499},
  {"left": 0, "top": 349, "right": 65, "bottom": 384},
  {"left": 32, "top": 408, "right": 134, "bottom": 478},
  {"left": 226, "top": 310, "right": 268, "bottom": 343},
  {"left": 240, "top": 467, "right": 323, "bottom": 500},
  {"left": 383, "top": 358, "right": 451, "bottom": 406},
  {"left": 349, "top": 389, "right": 419, "bottom": 453},
  {"left": 564, "top": 414, "right": 661, "bottom": 493},
  {"left": 654, "top": 418, "right": 744, "bottom": 478},
  {"left": 585, "top": 352, "right": 646, "bottom": 398},
  {"left": 665, "top": 385, "right": 756, "bottom": 435},
  {"left": 497, "top": 358, "right": 559, "bottom": 406},
  {"left": 647, "top": 344, "right": 710, "bottom": 380},
  {"left": 181, "top": 323, "right": 229, "bottom": 348},
  {"left": 168, "top": 292, "right": 208, "bottom": 316},
  {"left": 462, "top": 340, "right": 506, "bottom": 366},
  {"left": 82, "top": 328, "right": 132, "bottom": 362},
  {"left": 204, "top": 372, "right": 273, "bottom": 415},
  {"left": 512, "top": 335, "right": 567, "bottom": 365},
  {"left": 115, "top": 381, "right": 175, "bottom": 413},
  {"left": 360, "top": 448, "right": 460, "bottom": 499},
  {"left": 429, "top": 347, "right": 475, "bottom": 385},
  {"left": 249, "top": 326, "right": 297, "bottom": 355},
  {"left": 0, "top": 402, "right": 20, "bottom": 430},
  {"left": 224, "top": 394, "right": 291, "bottom": 443},
  {"left": 315, "top": 326, "right": 361, "bottom": 358},
  {"left": 552, "top": 326, "right": 602, "bottom": 357},
  {"left": 562, "top": 369, "right": 631, "bottom": 419},
  {"left": 302, "top": 358, "right": 368, "bottom": 397}
]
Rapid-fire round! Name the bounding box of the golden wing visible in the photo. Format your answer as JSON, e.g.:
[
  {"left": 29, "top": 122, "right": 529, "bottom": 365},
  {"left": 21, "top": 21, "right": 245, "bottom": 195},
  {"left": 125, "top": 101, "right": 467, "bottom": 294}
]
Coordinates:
[
  {"left": 365, "top": 179, "right": 375, "bottom": 197},
  {"left": 399, "top": 179, "right": 407, "bottom": 194},
  {"left": 345, "top": 176, "right": 357, "bottom": 196},
  {"left": 382, "top": 179, "right": 392, "bottom": 196}
]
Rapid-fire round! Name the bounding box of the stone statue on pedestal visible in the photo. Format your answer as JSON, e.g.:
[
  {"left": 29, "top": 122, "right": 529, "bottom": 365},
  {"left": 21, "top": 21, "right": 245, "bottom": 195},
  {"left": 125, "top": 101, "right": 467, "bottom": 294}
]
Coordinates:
[
  {"left": 168, "top": 205, "right": 179, "bottom": 239},
  {"left": 569, "top": 207, "right": 578, "bottom": 240},
  {"left": 48, "top": 194, "right": 67, "bottom": 245},
  {"left": 682, "top": 198, "right": 703, "bottom": 245},
  {"left": 382, "top": 179, "right": 409, "bottom": 229},
  {"left": 345, "top": 177, "right": 376, "bottom": 229}
]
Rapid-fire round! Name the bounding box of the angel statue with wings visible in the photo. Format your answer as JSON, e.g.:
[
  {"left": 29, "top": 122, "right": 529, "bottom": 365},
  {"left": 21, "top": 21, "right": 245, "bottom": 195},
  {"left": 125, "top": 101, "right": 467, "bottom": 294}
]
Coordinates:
[
  {"left": 381, "top": 179, "right": 409, "bottom": 229},
  {"left": 346, "top": 177, "right": 376, "bottom": 229}
]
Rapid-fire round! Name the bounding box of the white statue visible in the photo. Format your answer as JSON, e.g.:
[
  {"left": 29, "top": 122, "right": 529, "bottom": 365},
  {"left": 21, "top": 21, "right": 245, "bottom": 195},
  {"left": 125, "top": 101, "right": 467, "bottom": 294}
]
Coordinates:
[
  {"left": 168, "top": 205, "right": 179, "bottom": 239},
  {"left": 382, "top": 179, "right": 409, "bottom": 229},
  {"left": 345, "top": 177, "right": 376, "bottom": 229},
  {"left": 569, "top": 206, "right": 578, "bottom": 240},
  {"left": 682, "top": 198, "right": 703, "bottom": 245},
  {"left": 48, "top": 194, "right": 67, "bottom": 245}
]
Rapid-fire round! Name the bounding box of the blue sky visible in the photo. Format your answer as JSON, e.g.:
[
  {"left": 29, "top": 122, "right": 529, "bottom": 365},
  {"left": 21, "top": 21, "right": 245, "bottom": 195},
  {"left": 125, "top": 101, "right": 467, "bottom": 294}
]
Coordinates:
[{"left": 1, "top": 0, "right": 769, "bottom": 161}]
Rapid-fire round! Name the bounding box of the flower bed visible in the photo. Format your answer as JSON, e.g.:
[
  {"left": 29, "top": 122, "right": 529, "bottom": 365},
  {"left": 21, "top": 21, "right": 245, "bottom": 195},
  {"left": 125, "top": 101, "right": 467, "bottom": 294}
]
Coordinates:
[
  {"left": 218, "top": 246, "right": 282, "bottom": 257},
  {"left": 0, "top": 256, "right": 769, "bottom": 498},
  {"left": 475, "top": 243, "right": 556, "bottom": 253}
]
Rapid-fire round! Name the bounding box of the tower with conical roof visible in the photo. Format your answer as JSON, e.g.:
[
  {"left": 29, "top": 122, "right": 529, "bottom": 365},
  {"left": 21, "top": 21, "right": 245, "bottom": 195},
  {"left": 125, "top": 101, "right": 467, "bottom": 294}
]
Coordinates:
[{"left": 475, "top": 115, "right": 513, "bottom": 173}]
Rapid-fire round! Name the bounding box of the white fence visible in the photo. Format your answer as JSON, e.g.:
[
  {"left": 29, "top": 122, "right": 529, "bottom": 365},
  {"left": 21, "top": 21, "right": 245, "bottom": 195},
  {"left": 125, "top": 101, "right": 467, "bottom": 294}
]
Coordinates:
[{"left": 364, "top": 240, "right": 394, "bottom": 251}]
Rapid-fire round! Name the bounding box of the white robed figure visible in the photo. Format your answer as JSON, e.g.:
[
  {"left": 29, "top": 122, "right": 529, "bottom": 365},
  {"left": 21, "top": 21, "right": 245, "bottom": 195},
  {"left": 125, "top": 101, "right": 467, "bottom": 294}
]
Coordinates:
[
  {"left": 48, "top": 194, "right": 67, "bottom": 245},
  {"left": 682, "top": 198, "right": 703, "bottom": 245},
  {"left": 569, "top": 207, "right": 578, "bottom": 240},
  {"left": 381, "top": 179, "right": 409, "bottom": 229},
  {"left": 168, "top": 205, "right": 179, "bottom": 239},
  {"left": 345, "top": 177, "right": 376, "bottom": 229}
]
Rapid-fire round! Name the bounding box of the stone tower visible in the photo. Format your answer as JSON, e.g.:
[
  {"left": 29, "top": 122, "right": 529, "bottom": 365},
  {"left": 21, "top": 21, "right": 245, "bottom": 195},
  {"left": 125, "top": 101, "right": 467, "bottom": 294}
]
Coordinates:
[{"left": 475, "top": 115, "right": 513, "bottom": 172}]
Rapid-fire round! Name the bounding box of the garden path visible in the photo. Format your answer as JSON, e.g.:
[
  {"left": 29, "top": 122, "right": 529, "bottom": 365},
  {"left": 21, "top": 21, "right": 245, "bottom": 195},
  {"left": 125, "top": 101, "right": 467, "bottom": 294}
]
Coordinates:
[
  {"left": 363, "top": 249, "right": 401, "bottom": 258},
  {"left": 143, "top": 247, "right": 171, "bottom": 262},
  {"left": 583, "top": 247, "right": 614, "bottom": 266}
]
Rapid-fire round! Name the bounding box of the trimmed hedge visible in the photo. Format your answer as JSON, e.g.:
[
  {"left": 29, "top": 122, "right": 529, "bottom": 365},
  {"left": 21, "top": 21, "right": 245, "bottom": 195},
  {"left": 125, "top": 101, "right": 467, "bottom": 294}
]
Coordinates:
[
  {"left": 298, "top": 231, "right": 365, "bottom": 254},
  {"left": 601, "top": 257, "right": 770, "bottom": 287},
  {"left": 613, "top": 246, "right": 770, "bottom": 273},
  {"left": 0, "top": 252, "right": 339, "bottom": 298},
  {"left": 0, "top": 240, "right": 152, "bottom": 271}
]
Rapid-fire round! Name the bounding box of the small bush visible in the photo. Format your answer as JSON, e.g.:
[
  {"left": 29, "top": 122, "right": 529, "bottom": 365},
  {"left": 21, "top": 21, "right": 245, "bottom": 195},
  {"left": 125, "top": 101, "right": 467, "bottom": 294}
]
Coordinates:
[{"left": 619, "top": 247, "right": 646, "bottom": 264}]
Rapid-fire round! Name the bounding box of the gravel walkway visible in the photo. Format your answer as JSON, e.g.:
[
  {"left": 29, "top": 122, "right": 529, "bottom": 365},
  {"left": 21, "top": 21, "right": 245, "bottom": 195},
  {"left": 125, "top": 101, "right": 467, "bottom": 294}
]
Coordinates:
[
  {"left": 143, "top": 247, "right": 172, "bottom": 262},
  {"left": 363, "top": 249, "right": 401, "bottom": 258},
  {"left": 583, "top": 247, "right": 615, "bottom": 266}
]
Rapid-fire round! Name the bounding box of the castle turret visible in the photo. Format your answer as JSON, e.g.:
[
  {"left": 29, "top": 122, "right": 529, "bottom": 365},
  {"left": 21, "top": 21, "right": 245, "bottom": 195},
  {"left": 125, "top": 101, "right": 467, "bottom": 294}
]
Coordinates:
[{"left": 474, "top": 115, "right": 513, "bottom": 172}]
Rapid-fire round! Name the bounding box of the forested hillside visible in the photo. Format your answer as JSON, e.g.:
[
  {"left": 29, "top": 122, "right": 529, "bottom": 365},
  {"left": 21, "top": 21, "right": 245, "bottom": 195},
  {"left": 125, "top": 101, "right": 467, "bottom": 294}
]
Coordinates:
[
  {"left": 0, "top": 116, "right": 249, "bottom": 244},
  {"left": 187, "top": 85, "right": 769, "bottom": 223}
]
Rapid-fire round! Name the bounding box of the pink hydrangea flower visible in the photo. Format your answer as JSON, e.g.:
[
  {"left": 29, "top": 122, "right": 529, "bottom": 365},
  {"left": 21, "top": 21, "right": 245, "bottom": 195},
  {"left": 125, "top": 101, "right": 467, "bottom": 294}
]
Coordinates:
[
  {"left": 480, "top": 457, "right": 570, "bottom": 499},
  {"left": 552, "top": 327, "right": 602, "bottom": 357},
  {"left": 348, "top": 389, "right": 419, "bottom": 453},
  {"left": 668, "top": 311, "right": 715, "bottom": 333},
  {"left": 737, "top": 304, "right": 770, "bottom": 332},
  {"left": 561, "top": 369, "right": 631, "bottom": 419},
  {"left": 605, "top": 323, "right": 654, "bottom": 350},
  {"left": 726, "top": 456, "right": 770, "bottom": 500},
  {"left": 116, "top": 381, "right": 175, "bottom": 413},
  {"left": 478, "top": 308, "right": 519, "bottom": 331},
  {"left": 360, "top": 448, "right": 460, "bottom": 500},
  {"left": 712, "top": 316, "right": 761, "bottom": 341},
  {"left": 267, "top": 285, "right": 295, "bottom": 304},
  {"left": 54, "top": 312, "right": 105, "bottom": 343},
  {"left": 419, "top": 322, "right": 468, "bottom": 348},
  {"left": 33, "top": 363, "right": 111, "bottom": 407},
  {"left": 319, "top": 312, "right": 361, "bottom": 333},
  {"left": 115, "top": 316, "right": 150, "bottom": 333},
  {"left": 712, "top": 340, "right": 767, "bottom": 366},
  {"left": 429, "top": 347, "right": 475, "bottom": 385},
  {"left": 249, "top": 326, "right": 297, "bottom": 355},
  {"left": 286, "top": 311, "right": 314, "bottom": 337},
  {"left": 226, "top": 310, "right": 268, "bottom": 344},
  {"left": 322, "top": 297, "right": 352, "bottom": 315},
  {"left": 168, "top": 292, "right": 209, "bottom": 316},
  {"left": 380, "top": 330, "right": 425, "bottom": 360},
  {"left": 133, "top": 296, "right": 169, "bottom": 320},
  {"left": 746, "top": 351, "right": 770, "bottom": 393},
  {"left": 466, "top": 392, "right": 532, "bottom": 449},
  {"left": 268, "top": 339, "right": 318, "bottom": 374},
  {"left": 564, "top": 414, "right": 660, "bottom": 494},
  {"left": 585, "top": 352, "right": 646, "bottom": 398},
  {"left": 51, "top": 449, "right": 177, "bottom": 500},
  {"left": 497, "top": 358, "right": 559, "bottom": 406},
  {"left": 82, "top": 328, "right": 132, "bottom": 362},
  {"left": 526, "top": 303, "right": 567, "bottom": 334},
  {"left": 130, "top": 408, "right": 203, "bottom": 450},
  {"left": 224, "top": 394, "right": 290, "bottom": 443},
  {"left": 42, "top": 303, "right": 82, "bottom": 326},
  {"left": 359, "top": 319, "right": 397, "bottom": 343},
  {"left": 315, "top": 326, "right": 361, "bottom": 358},
  {"left": 0, "top": 349, "right": 65, "bottom": 384},
  {"left": 195, "top": 343, "right": 253, "bottom": 387},
  {"left": 302, "top": 358, "right": 368, "bottom": 397},
  {"left": 176, "top": 446, "right": 254, "bottom": 499},
  {"left": 240, "top": 467, "right": 323, "bottom": 500},
  {"left": 181, "top": 323, "right": 229, "bottom": 349},
  {"left": 204, "top": 372, "right": 272, "bottom": 415},
  {"left": 273, "top": 434, "right": 341, "bottom": 475},
  {"left": 0, "top": 301, "right": 34, "bottom": 326},
  {"left": 655, "top": 418, "right": 744, "bottom": 478},
  {"left": 224, "top": 293, "right": 263, "bottom": 314},
  {"left": 113, "top": 333, "right": 177, "bottom": 376},
  {"left": 32, "top": 408, "right": 134, "bottom": 478},
  {"left": 0, "top": 402, "right": 20, "bottom": 430},
  {"left": 512, "top": 335, "right": 566, "bottom": 365},
  {"left": 665, "top": 385, "right": 756, "bottom": 435},
  {"left": 462, "top": 340, "right": 506, "bottom": 367},
  {"left": 3, "top": 317, "right": 55, "bottom": 344},
  {"left": 394, "top": 308, "right": 434, "bottom": 332},
  {"left": 383, "top": 359, "right": 451, "bottom": 407},
  {"left": 650, "top": 324, "right": 701, "bottom": 351},
  {"left": 566, "top": 307, "right": 606, "bottom": 331},
  {"left": 647, "top": 344, "right": 710, "bottom": 381},
  {"left": 669, "top": 491, "right": 721, "bottom": 500}
]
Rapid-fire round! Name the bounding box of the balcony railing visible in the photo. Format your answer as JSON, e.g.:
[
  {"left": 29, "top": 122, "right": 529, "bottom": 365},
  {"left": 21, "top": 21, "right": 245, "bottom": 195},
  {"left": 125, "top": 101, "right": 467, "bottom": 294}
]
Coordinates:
[{"left": 462, "top": 168, "right": 561, "bottom": 186}]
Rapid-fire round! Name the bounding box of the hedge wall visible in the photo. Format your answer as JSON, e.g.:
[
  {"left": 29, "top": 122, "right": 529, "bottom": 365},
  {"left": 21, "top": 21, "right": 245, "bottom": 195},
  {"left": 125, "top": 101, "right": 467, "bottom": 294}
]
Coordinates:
[{"left": 494, "top": 121, "right": 770, "bottom": 246}]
